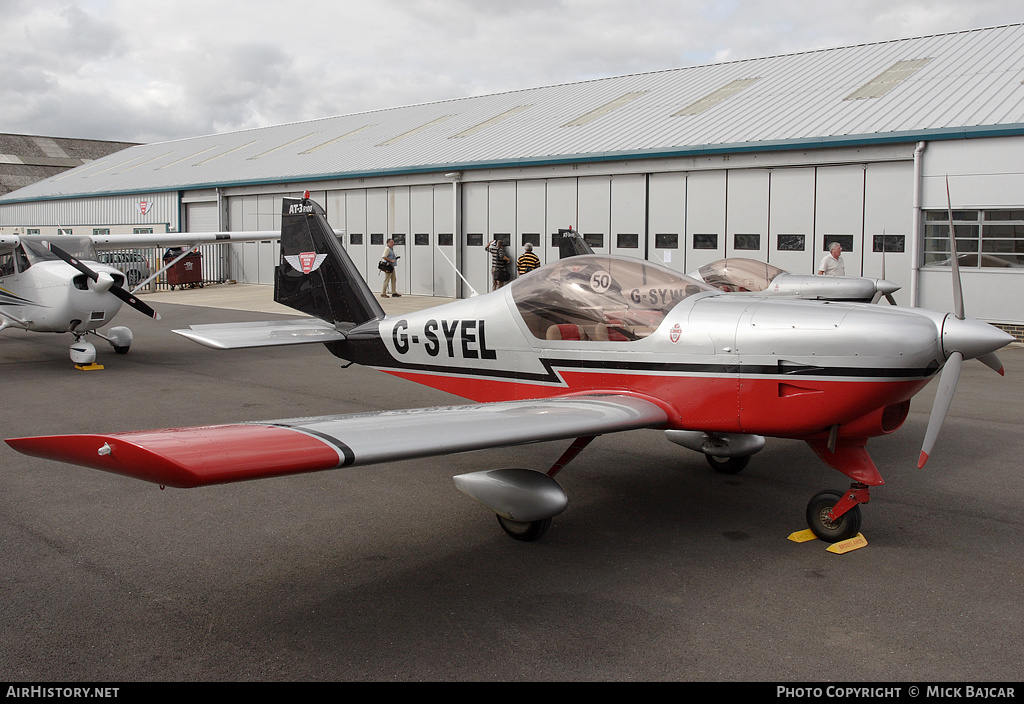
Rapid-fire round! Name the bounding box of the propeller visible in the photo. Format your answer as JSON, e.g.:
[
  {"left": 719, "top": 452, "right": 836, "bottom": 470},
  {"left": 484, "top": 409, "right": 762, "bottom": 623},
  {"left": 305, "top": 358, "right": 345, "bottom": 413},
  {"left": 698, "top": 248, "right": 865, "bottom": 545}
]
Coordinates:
[
  {"left": 917, "top": 177, "right": 1011, "bottom": 468},
  {"left": 879, "top": 235, "right": 898, "bottom": 305},
  {"left": 47, "top": 242, "right": 161, "bottom": 320}
]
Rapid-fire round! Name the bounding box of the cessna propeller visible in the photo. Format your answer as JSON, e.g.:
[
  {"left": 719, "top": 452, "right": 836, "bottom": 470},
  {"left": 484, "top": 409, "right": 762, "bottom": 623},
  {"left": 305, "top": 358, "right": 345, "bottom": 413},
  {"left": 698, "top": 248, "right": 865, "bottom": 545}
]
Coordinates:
[{"left": 47, "top": 241, "right": 161, "bottom": 321}]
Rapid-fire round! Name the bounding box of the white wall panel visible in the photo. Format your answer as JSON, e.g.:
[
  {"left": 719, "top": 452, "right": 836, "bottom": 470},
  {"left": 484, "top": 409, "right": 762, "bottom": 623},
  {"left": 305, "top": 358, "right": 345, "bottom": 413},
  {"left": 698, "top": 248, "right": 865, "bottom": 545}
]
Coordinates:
[
  {"left": 863, "top": 161, "right": 913, "bottom": 304},
  {"left": 463, "top": 182, "right": 490, "bottom": 294},
  {"left": 648, "top": 172, "right": 686, "bottom": 269},
  {"left": 768, "top": 167, "right": 816, "bottom": 274},
  {"left": 345, "top": 189, "right": 368, "bottom": 281},
  {"left": 516, "top": 180, "right": 546, "bottom": 266},
  {"left": 726, "top": 169, "right": 769, "bottom": 260},
  {"left": 545, "top": 178, "right": 578, "bottom": 263},
  {"left": 433, "top": 185, "right": 457, "bottom": 297},
  {"left": 577, "top": 175, "right": 611, "bottom": 254},
  {"left": 610, "top": 174, "right": 646, "bottom": 259},
  {"left": 409, "top": 185, "right": 434, "bottom": 295},
  {"left": 814, "top": 165, "right": 865, "bottom": 275},
  {"left": 685, "top": 171, "right": 727, "bottom": 271}
]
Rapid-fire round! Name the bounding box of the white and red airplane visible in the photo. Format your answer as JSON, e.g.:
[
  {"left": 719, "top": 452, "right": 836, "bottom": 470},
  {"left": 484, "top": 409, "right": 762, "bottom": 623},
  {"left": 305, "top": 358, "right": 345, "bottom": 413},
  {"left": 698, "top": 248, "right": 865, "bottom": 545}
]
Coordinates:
[
  {"left": 7, "top": 194, "right": 1014, "bottom": 544},
  {"left": 0, "top": 231, "right": 275, "bottom": 364}
]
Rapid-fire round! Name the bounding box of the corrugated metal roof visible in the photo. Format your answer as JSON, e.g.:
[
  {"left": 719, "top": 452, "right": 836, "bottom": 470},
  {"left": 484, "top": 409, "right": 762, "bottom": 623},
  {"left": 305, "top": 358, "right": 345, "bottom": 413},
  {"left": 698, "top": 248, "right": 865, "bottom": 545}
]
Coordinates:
[
  {"left": 6, "top": 24, "right": 1024, "bottom": 203},
  {"left": 0, "top": 133, "right": 137, "bottom": 196}
]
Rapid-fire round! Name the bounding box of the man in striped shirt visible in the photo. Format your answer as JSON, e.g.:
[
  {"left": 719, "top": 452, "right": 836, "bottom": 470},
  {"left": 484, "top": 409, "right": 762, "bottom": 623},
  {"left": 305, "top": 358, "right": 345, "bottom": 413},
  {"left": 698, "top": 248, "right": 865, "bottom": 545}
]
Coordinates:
[{"left": 517, "top": 243, "right": 541, "bottom": 277}]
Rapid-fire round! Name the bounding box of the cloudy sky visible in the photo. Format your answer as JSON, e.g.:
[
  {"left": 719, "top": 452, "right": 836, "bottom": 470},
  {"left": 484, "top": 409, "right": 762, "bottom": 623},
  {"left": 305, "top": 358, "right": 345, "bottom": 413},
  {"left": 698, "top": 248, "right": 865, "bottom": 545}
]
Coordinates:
[{"left": 4, "top": 0, "right": 1023, "bottom": 145}]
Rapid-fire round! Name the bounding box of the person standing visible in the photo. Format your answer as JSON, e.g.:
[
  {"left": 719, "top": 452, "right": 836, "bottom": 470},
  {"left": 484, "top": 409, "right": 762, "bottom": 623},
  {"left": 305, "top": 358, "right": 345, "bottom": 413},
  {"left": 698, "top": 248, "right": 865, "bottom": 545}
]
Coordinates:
[
  {"left": 380, "top": 238, "right": 401, "bottom": 297},
  {"left": 488, "top": 237, "right": 511, "bottom": 290},
  {"left": 517, "top": 243, "right": 540, "bottom": 276},
  {"left": 817, "top": 241, "right": 846, "bottom": 276}
]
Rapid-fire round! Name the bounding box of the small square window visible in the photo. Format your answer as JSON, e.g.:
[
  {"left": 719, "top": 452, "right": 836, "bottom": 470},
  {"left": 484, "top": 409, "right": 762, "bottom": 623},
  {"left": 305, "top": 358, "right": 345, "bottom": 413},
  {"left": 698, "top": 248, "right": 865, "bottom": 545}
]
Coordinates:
[
  {"left": 777, "top": 234, "right": 805, "bottom": 251},
  {"left": 414, "top": 233, "right": 429, "bottom": 246},
  {"left": 617, "top": 233, "right": 639, "bottom": 249},
  {"left": 873, "top": 234, "right": 905, "bottom": 253},
  {"left": 656, "top": 233, "right": 680, "bottom": 249},
  {"left": 584, "top": 233, "right": 604, "bottom": 248},
  {"left": 467, "top": 233, "right": 484, "bottom": 247},
  {"left": 371, "top": 233, "right": 384, "bottom": 246},
  {"left": 823, "top": 236, "right": 853, "bottom": 252},
  {"left": 391, "top": 234, "right": 406, "bottom": 246},
  {"left": 438, "top": 233, "right": 453, "bottom": 247},
  {"left": 733, "top": 233, "right": 760, "bottom": 250},
  {"left": 349, "top": 233, "right": 363, "bottom": 246},
  {"left": 692, "top": 234, "right": 717, "bottom": 250},
  {"left": 522, "top": 233, "right": 541, "bottom": 247}
]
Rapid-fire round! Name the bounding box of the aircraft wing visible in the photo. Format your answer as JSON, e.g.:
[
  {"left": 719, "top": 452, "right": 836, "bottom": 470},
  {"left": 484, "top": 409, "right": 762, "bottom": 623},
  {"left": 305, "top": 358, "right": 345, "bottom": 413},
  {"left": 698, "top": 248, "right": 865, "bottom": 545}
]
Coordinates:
[
  {"left": 6, "top": 394, "right": 667, "bottom": 488},
  {"left": 89, "top": 231, "right": 281, "bottom": 248},
  {"left": 173, "top": 319, "right": 348, "bottom": 349},
  {"left": 0, "top": 231, "right": 291, "bottom": 251}
]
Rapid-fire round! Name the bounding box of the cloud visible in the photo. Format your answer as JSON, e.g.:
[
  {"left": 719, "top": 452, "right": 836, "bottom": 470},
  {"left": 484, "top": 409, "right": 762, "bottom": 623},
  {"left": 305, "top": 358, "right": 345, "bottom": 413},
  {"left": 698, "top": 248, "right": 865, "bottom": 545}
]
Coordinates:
[{"left": 2, "top": 0, "right": 1022, "bottom": 143}]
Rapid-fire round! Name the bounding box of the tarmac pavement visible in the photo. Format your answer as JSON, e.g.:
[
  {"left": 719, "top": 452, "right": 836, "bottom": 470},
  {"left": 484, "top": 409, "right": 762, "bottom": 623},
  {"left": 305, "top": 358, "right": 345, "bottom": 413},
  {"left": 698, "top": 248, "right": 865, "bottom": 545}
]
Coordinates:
[{"left": 1, "top": 286, "right": 1022, "bottom": 683}]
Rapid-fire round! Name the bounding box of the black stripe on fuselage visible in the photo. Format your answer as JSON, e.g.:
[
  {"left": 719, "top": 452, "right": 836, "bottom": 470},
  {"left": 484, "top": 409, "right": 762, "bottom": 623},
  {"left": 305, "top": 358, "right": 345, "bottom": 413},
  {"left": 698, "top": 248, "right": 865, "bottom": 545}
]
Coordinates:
[{"left": 324, "top": 333, "right": 940, "bottom": 385}]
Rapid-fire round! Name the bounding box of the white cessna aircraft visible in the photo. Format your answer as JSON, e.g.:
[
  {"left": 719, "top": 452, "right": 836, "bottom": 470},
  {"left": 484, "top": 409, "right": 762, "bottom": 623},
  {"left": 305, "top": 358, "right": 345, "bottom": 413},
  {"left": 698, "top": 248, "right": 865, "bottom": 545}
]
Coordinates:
[{"left": 0, "top": 231, "right": 276, "bottom": 364}]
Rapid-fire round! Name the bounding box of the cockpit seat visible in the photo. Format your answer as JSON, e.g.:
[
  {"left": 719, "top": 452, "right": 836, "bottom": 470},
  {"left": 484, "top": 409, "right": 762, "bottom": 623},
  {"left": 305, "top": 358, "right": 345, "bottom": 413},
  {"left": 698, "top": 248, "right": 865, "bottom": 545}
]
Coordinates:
[{"left": 546, "top": 324, "right": 586, "bottom": 341}]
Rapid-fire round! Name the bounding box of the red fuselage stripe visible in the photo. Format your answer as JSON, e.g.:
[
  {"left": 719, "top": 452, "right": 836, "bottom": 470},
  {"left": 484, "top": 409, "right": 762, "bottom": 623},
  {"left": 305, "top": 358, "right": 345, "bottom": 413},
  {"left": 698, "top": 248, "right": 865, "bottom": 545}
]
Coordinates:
[{"left": 380, "top": 369, "right": 930, "bottom": 438}]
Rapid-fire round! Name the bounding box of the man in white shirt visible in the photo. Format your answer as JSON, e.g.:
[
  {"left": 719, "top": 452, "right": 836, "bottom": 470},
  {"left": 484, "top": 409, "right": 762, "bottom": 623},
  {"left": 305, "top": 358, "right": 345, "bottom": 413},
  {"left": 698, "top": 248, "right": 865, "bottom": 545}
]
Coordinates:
[{"left": 818, "top": 241, "right": 846, "bottom": 276}]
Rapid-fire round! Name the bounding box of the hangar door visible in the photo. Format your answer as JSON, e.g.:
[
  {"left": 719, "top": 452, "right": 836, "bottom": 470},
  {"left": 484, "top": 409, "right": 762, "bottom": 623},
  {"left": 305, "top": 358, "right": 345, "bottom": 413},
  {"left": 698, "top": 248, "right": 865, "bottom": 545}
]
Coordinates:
[
  {"left": 185, "top": 201, "right": 218, "bottom": 233},
  {"left": 814, "top": 165, "right": 865, "bottom": 277}
]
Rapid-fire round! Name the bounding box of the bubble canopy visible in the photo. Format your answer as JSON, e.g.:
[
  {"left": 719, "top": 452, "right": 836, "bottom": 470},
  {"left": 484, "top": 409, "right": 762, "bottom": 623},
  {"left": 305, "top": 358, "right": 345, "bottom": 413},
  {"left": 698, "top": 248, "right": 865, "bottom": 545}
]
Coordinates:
[
  {"left": 697, "top": 258, "right": 785, "bottom": 292},
  {"left": 511, "top": 254, "right": 715, "bottom": 342}
]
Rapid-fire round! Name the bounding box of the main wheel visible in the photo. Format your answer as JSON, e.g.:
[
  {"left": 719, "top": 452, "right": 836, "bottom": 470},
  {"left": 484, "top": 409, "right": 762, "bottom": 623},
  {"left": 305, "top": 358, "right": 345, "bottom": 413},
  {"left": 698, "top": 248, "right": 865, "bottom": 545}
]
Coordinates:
[
  {"left": 496, "top": 515, "right": 551, "bottom": 542},
  {"left": 705, "top": 453, "right": 750, "bottom": 474},
  {"left": 806, "top": 490, "right": 862, "bottom": 543}
]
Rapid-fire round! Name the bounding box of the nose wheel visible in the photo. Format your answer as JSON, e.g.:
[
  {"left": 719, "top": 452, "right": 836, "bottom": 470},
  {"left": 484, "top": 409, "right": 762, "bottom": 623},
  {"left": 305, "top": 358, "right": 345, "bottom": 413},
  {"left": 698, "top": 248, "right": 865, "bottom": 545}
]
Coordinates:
[{"left": 806, "top": 488, "right": 865, "bottom": 543}]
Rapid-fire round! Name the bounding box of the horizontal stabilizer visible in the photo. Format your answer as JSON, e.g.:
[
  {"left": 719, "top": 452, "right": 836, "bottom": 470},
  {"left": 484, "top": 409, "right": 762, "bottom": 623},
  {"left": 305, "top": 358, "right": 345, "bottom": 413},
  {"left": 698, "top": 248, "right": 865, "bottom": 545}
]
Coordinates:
[
  {"left": 173, "top": 319, "right": 347, "bottom": 349},
  {"left": 7, "top": 395, "right": 667, "bottom": 488}
]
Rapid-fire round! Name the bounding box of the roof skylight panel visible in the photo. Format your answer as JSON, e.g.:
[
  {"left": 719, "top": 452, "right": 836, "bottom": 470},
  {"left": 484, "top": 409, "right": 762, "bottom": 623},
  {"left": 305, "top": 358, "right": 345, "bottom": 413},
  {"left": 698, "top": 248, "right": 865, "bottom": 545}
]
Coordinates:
[
  {"left": 560, "top": 91, "right": 649, "bottom": 127},
  {"left": 300, "top": 125, "right": 376, "bottom": 154},
  {"left": 248, "top": 133, "right": 320, "bottom": 160},
  {"left": 450, "top": 105, "right": 533, "bottom": 138},
  {"left": 672, "top": 78, "right": 760, "bottom": 116},
  {"left": 843, "top": 58, "right": 933, "bottom": 100},
  {"left": 376, "top": 116, "right": 453, "bottom": 146}
]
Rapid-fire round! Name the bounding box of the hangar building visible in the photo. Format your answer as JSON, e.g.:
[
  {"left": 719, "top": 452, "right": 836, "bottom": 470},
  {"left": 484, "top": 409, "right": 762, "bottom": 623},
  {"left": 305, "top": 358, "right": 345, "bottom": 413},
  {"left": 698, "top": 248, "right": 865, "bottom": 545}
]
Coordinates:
[{"left": 3, "top": 24, "right": 1024, "bottom": 336}]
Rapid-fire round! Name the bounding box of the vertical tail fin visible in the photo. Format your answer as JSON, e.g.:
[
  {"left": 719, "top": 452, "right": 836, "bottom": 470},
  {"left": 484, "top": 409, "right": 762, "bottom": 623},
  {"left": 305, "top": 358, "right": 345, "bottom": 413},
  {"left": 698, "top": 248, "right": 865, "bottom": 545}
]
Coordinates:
[{"left": 274, "top": 194, "right": 385, "bottom": 326}]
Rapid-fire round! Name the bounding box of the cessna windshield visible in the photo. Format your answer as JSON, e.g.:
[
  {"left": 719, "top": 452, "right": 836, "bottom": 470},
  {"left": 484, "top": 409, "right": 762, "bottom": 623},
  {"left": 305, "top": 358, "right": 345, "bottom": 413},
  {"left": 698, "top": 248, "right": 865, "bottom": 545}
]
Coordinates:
[
  {"left": 19, "top": 236, "right": 100, "bottom": 269},
  {"left": 512, "top": 254, "right": 714, "bottom": 342},
  {"left": 698, "top": 258, "right": 785, "bottom": 292}
]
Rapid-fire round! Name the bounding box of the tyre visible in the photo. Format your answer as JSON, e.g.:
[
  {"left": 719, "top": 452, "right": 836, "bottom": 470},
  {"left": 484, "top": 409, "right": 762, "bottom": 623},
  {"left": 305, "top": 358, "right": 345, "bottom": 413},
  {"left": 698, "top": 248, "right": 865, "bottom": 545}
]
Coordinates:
[
  {"left": 496, "top": 515, "right": 551, "bottom": 542},
  {"left": 806, "top": 490, "right": 862, "bottom": 543},
  {"left": 705, "top": 453, "right": 750, "bottom": 474}
]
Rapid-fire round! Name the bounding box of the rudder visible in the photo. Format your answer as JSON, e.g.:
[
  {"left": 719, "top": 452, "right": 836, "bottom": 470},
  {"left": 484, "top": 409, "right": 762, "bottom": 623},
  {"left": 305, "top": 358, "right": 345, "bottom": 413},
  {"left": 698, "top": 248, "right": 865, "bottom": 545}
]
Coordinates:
[{"left": 274, "top": 193, "right": 385, "bottom": 326}]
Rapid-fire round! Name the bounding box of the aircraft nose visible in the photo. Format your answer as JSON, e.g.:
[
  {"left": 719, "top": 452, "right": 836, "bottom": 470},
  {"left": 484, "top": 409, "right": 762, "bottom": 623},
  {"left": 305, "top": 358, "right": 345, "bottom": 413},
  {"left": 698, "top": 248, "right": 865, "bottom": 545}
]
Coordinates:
[
  {"left": 941, "top": 315, "right": 1016, "bottom": 361},
  {"left": 876, "top": 279, "right": 900, "bottom": 295},
  {"left": 94, "top": 271, "right": 115, "bottom": 293}
]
